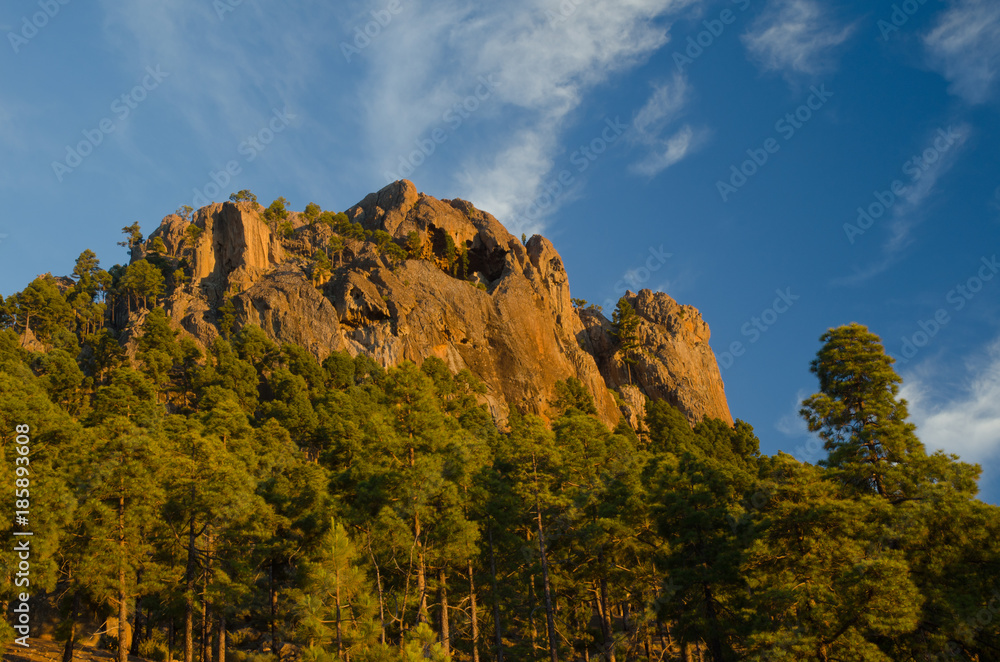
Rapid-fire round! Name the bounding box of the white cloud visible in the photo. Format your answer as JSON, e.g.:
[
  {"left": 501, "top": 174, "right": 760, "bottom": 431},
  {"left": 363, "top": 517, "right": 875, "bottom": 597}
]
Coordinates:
[
  {"left": 775, "top": 388, "right": 826, "bottom": 463},
  {"left": 628, "top": 74, "right": 705, "bottom": 177},
  {"left": 885, "top": 125, "right": 970, "bottom": 253},
  {"left": 776, "top": 388, "right": 810, "bottom": 437},
  {"left": 630, "top": 125, "right": 701, "bottom": 177},
  {"left": 361, "top": 0, "right": 697, "bottom": 233},
  {"left": 456, "top": 127, "right": 560, "bottom": 237},
  {"left": 924, "top": 0, "right": 1000, "bottom": 104},
  {"left": 634, "top": 74, "right": 690, "bottom": 135},
  {"left": 900, "top": 341, "right": 1000, "bottom": 468},
  {"left": 95, "top": 1, "right": 338, "bottom": 197},
  {"left": 94, "top": 1, "right": 701, "bottom": 230},
  {"left": 742, "top": 0, "right": 854, "bottom": 76},
  {"left": 833, "top": 124, "right": 970, "bottom": 287}
]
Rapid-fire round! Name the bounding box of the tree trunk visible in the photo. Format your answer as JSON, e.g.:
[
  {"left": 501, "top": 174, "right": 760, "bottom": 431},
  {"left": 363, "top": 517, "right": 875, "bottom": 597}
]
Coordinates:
[
  {"left": 185, "top": 516, "right": 196, "bottom": 662},
  {"left": 416, "top": 515, "right": 428, "bottom": 624},
  {"left": 269, "top": 561, "right": 278, "bottom": 657},
  {"left": 620, "top": 603, "right": 632, "bottom": 662},
  {"left": 118, "top": 491, "right": 128, "bottom": 662},
  {"left": 411, "top": 445, "right": 428, "bottom": 626},
  {"left": 487, "top": 524, "right": 504, "bottom": 662},
  {"left": 335, "top": 561, "right": 343, "bottom": 658},
  {"left": 62, "top": 590, "right": 81, "bottom": 662},
  {"left": 468, "top": 559, "right": 480, "bottom": 662},
  {"left": 438, "top": 568, "right": 450, "bottom": 656},
  {"left": 598, "top": 564, "right": 616, "bottom": 662},
  {"left": 216, "top": 613, "right": 225, "bottom": 662},
  {"left": 130, "top": 600, "right": 142, "bottom": 657},
  {"left": 365, "top": 530, "right": 386, "bottom": 645},
  {"left": 201, "top": 578, "right": 210, "bottom": 662},
  {"left": 20, "top": 312, "right": 30, "bottom": 348},
  {"left": 528, "top": 576, "right": 538, "bottom": 654},
  {"left": 532, "top": 454, "right": 559, "bottom": 662},
  {"left": 702, "top": 582, "right": 725, "bottom": 662},
  {"left": 201, "top": 532, "right": 211, "bottom": 662}
]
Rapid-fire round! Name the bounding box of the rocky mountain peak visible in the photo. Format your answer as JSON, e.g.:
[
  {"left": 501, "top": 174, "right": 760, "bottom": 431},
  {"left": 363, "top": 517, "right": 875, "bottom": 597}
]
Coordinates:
[{"left": 135, "top": 180, "right": 732, "bottom": 429}]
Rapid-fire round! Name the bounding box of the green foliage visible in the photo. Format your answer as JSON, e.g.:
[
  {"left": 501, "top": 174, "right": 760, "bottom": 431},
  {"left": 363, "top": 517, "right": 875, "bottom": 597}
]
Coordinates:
[
  {"left": 443, "top": 234, "right": 456, "bottom": 264},
  {"left": 371, "top": 230, "right": 393, "bottom": 249},
  {"left": 406, "top": 231, "right": 422, "bottom": 258},
  {"left": 303, "top": 202, "right": 322, "bottom": 222},
  {"left": 230, "top": 189, "right": 258, "bottom": 205},
  {"left": 327, "top": 236, "right": 345, "bottom": 263},
  {"left": 611, "top": 297, "right": 641, "bottom": 383},
  {"left": 382, "top": 242, "right": 407, "bottom": 264},
  {"left": 149, "top": 236, "right": 168, "bottom": 255},
  {"left": 319, "top": 211, "right": 352, "bottom": 233},
  {"left": 334, "top": 213, "right": 367, "bottom": 241},
  {"left": 311, "top": 250, "right": 332, "bottom": 284},
  {"left": 551, "top": 377, "right": 597, "bottom": 416},
  {"left": 175, "top": 205, "right": 194, "bottom": 221},
  {"left": 185, "top": 223, "right": 204, "bottom": 247},
  {"left": 2, "top": 241, "right": 1000, "bottom": 662},
  {"left": 454, "top": 244, "right": 469, "bottom": 278},
  {"left": 117, "top": 223, "right": 143, "bottom": 256},
  {"left": 119, "top": 260, "right": 165, "bottom": 311},
  {"left": 219, "top": 297, "right": 237, "bottom": 339},
  {"left": 402, "top": 623, "right": 451, "bottom": 661},
  {"left": 263, "top": 196, "right": 290, "bottom": 227},
  {"left": 12, "top": 275, "right": 74, "bottom": 342},
  {"left": 801, "top": 323, "right": 933, "bottom": 499}
]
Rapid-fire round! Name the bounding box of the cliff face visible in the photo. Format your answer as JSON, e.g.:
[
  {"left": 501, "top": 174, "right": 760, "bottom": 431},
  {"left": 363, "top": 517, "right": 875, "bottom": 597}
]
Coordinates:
[
  {"left": 578, "top": 291, "right": 733, "bottom": 426},
  {"left": 139, "top": 180, "right": 732, "bottom": 428}
]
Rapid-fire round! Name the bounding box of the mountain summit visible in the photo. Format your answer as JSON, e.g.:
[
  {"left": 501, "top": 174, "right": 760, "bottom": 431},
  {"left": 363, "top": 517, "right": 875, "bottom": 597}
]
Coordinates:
[{"left": 138, "top": 180, "right": 732, "bottom": 428}]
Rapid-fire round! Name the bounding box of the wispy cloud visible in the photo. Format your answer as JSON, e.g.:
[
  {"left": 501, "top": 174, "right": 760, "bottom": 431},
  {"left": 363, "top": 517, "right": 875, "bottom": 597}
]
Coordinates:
[
  {"left": 742, "top": 0, "right": 854, "bottom": 76},
  {"left": 634, "top": 74, "right": 690, "bottom": 135},
  {"left": 833, "top": 124, "right": 971, "bottom": 287},
  {"left": 885, "top": 125, "right": 970, "bottom": 253},
  {"left": 628, "top": 74, "right": 705, "bottom": 177},
  {"left": 900, "top": 340, "right": 1000, "bottom": 469},
  {"left": 775, "top": 388, "right": 829, "bottom": 463},
  {"left": 631, "top": 125, "right": 701, "bottom": 177},
  {"left": 776, "top": 388, "right": 811, "bottom": 437},
  {"left": 924, "top": 0, "right": 1000, "bottom": 104},
  {"left": 360, "top": 0, "right": 697, "bottom": 232},
  {"left": 96, "top": 1, "right": 337, "bottom": 196}
]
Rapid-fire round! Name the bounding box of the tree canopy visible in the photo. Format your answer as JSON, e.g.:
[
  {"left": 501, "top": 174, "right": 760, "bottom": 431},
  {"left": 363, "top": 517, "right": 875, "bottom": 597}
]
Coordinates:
[{"left": 0, "top": 243, "right": 997, "bottom": 662}]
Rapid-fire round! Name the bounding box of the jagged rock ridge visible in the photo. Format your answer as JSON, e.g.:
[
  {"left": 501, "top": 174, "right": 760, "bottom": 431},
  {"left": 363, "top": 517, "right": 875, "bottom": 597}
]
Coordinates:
[{"left": 140, "top": 180, "right": 732, "bottom": 428}]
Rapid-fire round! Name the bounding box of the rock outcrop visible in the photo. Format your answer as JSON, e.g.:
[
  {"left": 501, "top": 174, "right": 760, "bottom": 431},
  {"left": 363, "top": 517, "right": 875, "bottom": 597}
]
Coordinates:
[
  {"left": 578, "top": 291, "right": 733, "bottom": 427},
  {"left": 136, "top": 180, "right": 732, "bottom": 429}
]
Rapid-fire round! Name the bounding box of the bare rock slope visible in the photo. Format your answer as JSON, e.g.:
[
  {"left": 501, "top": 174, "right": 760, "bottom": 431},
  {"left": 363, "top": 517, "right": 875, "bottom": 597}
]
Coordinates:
[{"left": 141, "top": 180, "right": 732, "bottom": 428}]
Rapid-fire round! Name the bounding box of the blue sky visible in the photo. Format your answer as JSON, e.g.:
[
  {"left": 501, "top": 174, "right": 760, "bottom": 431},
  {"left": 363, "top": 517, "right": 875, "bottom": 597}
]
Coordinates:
[{"left": 2, "top": 0, "right": 999, "bottom": 501}]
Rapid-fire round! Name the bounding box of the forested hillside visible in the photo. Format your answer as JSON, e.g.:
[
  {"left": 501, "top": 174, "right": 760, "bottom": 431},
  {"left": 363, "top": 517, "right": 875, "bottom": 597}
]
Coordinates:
[{"left": 1, "top": 210, "right": 999, "bottom": 661}]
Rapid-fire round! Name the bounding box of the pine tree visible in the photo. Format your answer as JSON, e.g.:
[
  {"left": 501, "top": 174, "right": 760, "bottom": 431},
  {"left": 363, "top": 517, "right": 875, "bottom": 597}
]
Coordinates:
[
  {"left": 800, "top": 323, "right": 927, "bottom": 500},
  {"left": 303, "top": 202, "right": 322, "bottom": 223},
  {"left": 119, "top": 260, "right": 165, "bottom": 313},
  {"left": 81, "top": 417, "right": 165, "bottom": 662},
  {"left": 611, "top": 298, "right": 641, "bottom": 385},
  {"left": 13, "top": 276, "right": 74, "bottom": 344},
  {"left": 740, "top": 454, "right": 923, "bottom": 661},
  {"left": 118, "top": 223, "right": 144, "bottom": 257},
  {"left": 229, "top": 190, "right": 257, "bottom": 206}
]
